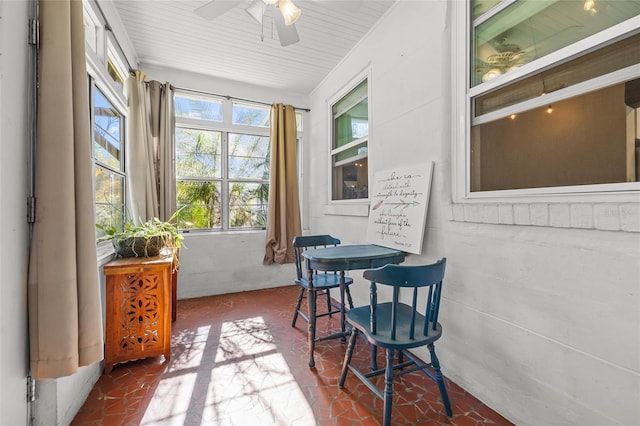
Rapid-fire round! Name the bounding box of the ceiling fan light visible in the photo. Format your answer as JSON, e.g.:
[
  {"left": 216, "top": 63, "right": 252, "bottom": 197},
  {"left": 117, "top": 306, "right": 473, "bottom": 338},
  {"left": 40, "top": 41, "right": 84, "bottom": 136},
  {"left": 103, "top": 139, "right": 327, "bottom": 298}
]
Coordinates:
[
  {"left": 279, "top": 0, "right": 301, "bottom": 26},
  {"left": 246, "top": 0, "right": 264, "bottom": 24}
]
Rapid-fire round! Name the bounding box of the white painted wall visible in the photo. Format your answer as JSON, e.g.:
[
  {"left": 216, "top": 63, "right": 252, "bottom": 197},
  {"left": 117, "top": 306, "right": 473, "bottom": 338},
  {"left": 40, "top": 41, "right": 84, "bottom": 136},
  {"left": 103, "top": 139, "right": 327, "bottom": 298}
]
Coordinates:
[
  {"left": 0, "top": 0, "right": 31, "bottom": 425},
  {"left": 308, "top": 2, "right": 639, "bottom": 425}
]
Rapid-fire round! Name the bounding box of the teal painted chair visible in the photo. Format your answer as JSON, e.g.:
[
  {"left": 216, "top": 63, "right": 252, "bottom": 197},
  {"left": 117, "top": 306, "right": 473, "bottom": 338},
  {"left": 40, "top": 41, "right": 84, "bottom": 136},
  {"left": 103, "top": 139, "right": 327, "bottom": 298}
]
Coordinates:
[
  {"left": 338, "top": 259, "right": 452, "bottom": 425},
  {"left": 292, "top": 235, "right": 354, "bottom": 366}
]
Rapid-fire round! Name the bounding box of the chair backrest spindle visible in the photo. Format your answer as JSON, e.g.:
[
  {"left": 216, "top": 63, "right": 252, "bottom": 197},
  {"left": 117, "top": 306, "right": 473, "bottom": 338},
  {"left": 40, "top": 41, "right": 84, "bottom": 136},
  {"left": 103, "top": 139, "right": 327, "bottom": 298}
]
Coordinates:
[{"left": 410, "top": 288, "right": 418, "bottom": 340}]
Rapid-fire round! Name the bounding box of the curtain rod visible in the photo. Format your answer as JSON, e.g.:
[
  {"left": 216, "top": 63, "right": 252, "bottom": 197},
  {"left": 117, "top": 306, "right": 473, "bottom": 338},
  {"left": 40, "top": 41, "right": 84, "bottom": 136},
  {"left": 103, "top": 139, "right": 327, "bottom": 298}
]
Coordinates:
[
  {"left": 172, "top": 85, "right": 311, "bottom": 112},
  {"left": 93, "top": 0, "right": 135, "bottom": 73}
]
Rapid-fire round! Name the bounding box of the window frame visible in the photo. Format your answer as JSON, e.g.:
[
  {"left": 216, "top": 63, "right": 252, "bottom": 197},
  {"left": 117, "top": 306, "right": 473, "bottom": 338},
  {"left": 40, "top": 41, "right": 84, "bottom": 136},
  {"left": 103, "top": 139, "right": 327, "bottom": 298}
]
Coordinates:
[
  {"left": 452, "top": 1, "right": 640, "bottom": 204},
  {"left": 327, "top": 69, "right": 371, "bottom": 204},
  {"left": 174, "top": 91, "right": 302, "bottom": 231}
]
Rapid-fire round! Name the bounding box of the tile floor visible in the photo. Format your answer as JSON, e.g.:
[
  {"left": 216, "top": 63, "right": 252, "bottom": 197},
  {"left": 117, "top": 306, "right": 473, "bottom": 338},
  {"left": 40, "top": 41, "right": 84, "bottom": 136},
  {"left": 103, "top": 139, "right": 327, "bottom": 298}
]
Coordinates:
[{"left": 72, "top": 286, "right": 513, "bottom": 426}]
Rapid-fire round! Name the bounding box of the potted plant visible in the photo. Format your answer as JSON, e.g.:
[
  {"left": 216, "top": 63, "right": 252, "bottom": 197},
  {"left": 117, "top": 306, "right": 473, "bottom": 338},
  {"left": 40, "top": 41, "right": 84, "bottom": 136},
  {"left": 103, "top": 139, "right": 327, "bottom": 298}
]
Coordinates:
[{"left": 97, "top": 212, "right": 184, "bottom": 259}]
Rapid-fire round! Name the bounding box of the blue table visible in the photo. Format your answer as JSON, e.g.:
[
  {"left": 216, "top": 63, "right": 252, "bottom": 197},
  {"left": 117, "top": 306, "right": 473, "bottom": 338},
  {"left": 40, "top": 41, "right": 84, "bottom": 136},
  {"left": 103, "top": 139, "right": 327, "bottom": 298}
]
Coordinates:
[{"left": 302, "top": 244, "right": 405, "bottom": 368}]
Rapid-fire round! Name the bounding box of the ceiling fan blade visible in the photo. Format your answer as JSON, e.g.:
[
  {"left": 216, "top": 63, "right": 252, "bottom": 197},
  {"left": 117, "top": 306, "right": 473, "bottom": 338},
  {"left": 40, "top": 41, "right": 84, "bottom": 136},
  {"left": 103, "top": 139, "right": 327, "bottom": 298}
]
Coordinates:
[
  {"left": 195, "top": 0, "right": 239, "bottom": 20},
  {"left": 273, "top": 10, "right": 300, "bottom": 46}
]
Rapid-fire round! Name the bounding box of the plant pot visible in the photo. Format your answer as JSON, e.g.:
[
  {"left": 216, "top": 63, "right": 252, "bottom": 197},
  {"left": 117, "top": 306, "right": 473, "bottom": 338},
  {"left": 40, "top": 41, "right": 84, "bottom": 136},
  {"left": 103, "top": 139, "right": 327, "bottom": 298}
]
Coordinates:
[{"left": 115, "top": 235, "right": 166, "bottom": 258}]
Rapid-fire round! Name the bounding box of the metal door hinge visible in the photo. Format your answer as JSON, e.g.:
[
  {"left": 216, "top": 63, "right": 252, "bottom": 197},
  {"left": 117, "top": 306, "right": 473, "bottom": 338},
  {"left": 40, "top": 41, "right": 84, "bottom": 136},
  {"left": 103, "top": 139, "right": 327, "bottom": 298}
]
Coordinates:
[
  {"left": 27, "top": 196, "right": 36, "bottom": 224},
  {"left": 27, "top": 375, "right": 36, "bottom": 402},
  {"left": 28, "top": 19, "right": 39, "bottom": 46}
]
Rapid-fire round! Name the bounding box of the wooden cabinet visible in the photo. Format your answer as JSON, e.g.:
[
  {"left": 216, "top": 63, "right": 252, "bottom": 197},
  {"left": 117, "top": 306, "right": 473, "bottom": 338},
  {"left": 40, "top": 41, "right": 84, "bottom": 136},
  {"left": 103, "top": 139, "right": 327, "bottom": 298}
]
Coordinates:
[{"left": 103, "top": 255, "right": 173, "bottom": 373}]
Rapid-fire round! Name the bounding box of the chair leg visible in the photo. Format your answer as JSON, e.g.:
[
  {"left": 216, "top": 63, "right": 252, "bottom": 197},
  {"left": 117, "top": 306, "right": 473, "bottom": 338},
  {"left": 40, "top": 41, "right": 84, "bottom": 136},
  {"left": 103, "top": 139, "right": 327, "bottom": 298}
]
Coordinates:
[
  {"left": 339, "top": 273, "right": 347, "bottom": 341},
  {"left": 292, "top": 287, "right": 305, "bottom": 327},
  {"left": 339, "top": 329, "right": 358, "bottom": 388},
  {"left": 326, "top": 288, "right": 332, "bottom": 317},
  {"left": 345, "top": 285, "right": 354, "bottom": 309},
  {"left": 382, "top": 349, "right": 395, "bottom": 426},
  {"left": 308, "top": 288, "right": 317, "bottom": 368},
  {"left": 428, "top": 343, "right": 452, "bottom": 417},
  {"left": 371, "top": 345, "right": 378, "bottom": 371}
]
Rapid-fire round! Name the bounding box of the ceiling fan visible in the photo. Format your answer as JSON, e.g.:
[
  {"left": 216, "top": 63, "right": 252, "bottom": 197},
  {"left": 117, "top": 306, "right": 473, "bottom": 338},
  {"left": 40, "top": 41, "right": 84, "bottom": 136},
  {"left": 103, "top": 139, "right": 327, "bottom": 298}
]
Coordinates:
[{"left": 195, "top": 0, "right": 362, "bottom": 47}]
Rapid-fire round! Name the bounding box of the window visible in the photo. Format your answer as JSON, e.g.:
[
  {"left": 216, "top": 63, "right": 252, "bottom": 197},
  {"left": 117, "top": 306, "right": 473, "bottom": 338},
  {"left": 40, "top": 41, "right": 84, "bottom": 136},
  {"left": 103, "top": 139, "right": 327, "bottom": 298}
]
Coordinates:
[
  {"left": 92, "top": 84, "right": 126, "bottom": 238},
  {"left": 458, "top": 0, "right": 640, "bottom": 198},
  {"left": 84, "top": 0, "right": 129, "bottom": 242},
  {"left": 175, "top": 93, "right": 295, "bottom": 231},
  {"left": 330, "top": 78, "right": 369, "bottom": 201}
]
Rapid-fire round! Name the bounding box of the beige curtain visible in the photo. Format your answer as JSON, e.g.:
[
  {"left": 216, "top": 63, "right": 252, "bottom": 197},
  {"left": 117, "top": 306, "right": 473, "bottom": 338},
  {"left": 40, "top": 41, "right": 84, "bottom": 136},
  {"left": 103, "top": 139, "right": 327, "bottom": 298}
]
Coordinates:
[
  {"left": 148, "top": 81, "right": 176, "bottom": 222},
  {"left": 127, "top": 74, "right": 176, "bottom": 222},
  {"left": 127, "top": 71, "right": 159, "bottom": 221},
  {"left": 28, "top": 0, "right": 103, "bottom": 379},
  {"left": 264, "top": 104, "right": 302, "bottom": 264}
]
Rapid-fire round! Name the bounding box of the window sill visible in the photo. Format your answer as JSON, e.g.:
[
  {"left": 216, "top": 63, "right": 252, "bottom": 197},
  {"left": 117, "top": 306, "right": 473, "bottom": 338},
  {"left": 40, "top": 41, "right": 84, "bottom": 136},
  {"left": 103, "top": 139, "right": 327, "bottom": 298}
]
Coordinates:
[
  {"left": 449, "top": 201, "right": 640, "bottom": 232},
  {"left": 97, "top": 242, "right": 115, "bottom": 267}
]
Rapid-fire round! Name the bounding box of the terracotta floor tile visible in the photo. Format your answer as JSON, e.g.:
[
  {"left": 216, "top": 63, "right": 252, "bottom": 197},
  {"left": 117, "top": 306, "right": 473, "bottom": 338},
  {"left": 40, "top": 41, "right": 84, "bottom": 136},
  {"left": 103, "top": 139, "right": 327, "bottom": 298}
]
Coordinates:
[{"left": 72, "top": 286, "right": 513, "bottom": 426}]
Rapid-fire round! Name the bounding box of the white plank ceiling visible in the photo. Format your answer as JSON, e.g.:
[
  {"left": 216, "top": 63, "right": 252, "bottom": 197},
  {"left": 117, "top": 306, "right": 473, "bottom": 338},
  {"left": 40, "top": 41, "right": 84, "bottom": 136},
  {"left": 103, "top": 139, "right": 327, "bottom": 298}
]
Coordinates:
[{"left": 111, "top": 0, "right": 397, "bottom": 94}]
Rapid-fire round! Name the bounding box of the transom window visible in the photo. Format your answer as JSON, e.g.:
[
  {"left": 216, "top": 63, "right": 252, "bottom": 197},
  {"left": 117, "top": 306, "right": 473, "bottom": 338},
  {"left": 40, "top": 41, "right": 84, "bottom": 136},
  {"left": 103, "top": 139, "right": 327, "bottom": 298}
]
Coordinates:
[{"left": 465, "top": 0, "right": 640, "bottom": 195}]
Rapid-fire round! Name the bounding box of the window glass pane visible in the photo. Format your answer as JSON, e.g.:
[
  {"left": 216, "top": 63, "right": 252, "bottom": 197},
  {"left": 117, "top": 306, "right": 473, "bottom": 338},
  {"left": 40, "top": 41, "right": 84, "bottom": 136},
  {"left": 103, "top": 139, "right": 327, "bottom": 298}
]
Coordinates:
[
  {"left": 229, "top": 182, "right": 269, "bottom": 228},
  {"left": 474, "top": 32, "right": 640, "bottom": 116},
  {"left": 472, "top": 0, "right": 640, "bottom": 86},
  {"left": 176, "top": 180, "right": 222, "bottom": 229},
  {"left": 175, "top": 128, "right": 222, "bottom": 178},
  {"left": 93, "top": 88, "right": 122, "bottom": 170},
  {"left": 232, "top": 102, "right": 270, "bottom": 127},
  {"left": 332, "top": 158, "right": 368, "bottom": 200},
  {"left": 94, "top": 167, "right": 124, "bottom": 238},
  {"left": 333, "top": 82, "right": 368, "bottom": 149},
  {"left": 470, "top": 81, "right": 637, "bottom": 191},
  {"left": 107, "top": 60, "right": 124, "bottom": 91},
  {"left": 334, "top": 104, "right": 369, "bottom": 149},
  {"left": 175, "top": 94, "right": 223, "bottom": 121},
  {"left": 333, "top": 80, "right": 367, "bottom": 117},
  {"left": 296, "top": 111, "right": 304, "bottom": 132},
  {"left": 228, "top": 133, "right": 270, "bottom": 179},
  {"left": 84, "top": 8, "right": 100, "bottom": 55}
]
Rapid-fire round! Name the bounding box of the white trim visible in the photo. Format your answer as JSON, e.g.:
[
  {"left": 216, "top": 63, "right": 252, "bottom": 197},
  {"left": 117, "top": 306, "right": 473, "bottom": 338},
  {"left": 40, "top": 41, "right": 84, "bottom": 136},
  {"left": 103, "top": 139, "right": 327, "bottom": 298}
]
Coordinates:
[
  {"left": 472, "top": 0, "right": 519, "bottom": 26},
  {"left": 473, "top": 64, "right": 640, "bottom": 125},
  {"left": 330, "top": 136, "right": 368, "bottom": 156}
]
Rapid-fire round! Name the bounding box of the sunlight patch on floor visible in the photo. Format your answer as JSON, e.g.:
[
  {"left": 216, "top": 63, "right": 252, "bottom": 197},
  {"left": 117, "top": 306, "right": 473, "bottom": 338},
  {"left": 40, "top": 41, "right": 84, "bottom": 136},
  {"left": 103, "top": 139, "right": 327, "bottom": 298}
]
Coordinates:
[
  {"left": 140, "top": 317, "right": 315, "bottom": 425},
  {"left": 140, "top": 371, "right": 197, "bottom": 425},
  {"left": 204, "top": 352, "right": 315, "bottom": 425},
  {"left": 215, "top": 316, "right": 277, "bottom": 362}
]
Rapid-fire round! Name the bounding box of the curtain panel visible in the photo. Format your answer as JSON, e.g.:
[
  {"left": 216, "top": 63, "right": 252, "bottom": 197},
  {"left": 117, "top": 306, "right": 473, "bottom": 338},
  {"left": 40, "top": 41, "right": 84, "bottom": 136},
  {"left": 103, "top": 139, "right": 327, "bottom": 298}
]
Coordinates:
[
  {"left": 127, "top": 71, "right": 159, "bottom": 221},
  {"left": 28, "top": 0, "right": 104, "bottom": 379},
  {"left": 264, "top": 104, "right": 302, "bottom": 264},
  {"left": 127, "top": 74, "right": 176, "bottom": 222},
  {"left": 148, "top": 81, "right": 176, "bottom": 222}
]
